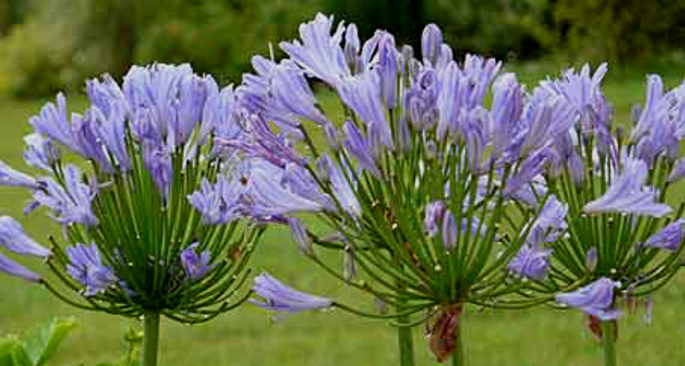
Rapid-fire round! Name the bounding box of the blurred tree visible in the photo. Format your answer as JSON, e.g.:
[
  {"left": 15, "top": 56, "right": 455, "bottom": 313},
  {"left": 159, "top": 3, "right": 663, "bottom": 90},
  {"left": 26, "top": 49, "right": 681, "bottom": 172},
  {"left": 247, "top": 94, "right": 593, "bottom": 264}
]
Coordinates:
[{"left": 0, "top": 0, "right": 25, "bottom": 36}]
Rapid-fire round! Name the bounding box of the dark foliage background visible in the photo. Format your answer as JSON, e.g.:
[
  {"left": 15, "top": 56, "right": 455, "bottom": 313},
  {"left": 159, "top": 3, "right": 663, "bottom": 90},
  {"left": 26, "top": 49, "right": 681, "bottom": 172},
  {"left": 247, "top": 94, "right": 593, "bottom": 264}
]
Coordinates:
[{"left": 0, "top": 0, "right": 683, "bottom": 97}]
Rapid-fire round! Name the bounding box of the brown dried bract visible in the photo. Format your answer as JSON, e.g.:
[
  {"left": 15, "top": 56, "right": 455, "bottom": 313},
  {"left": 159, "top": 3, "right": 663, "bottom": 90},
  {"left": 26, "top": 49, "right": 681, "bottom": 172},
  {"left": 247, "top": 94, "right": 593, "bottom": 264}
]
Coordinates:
[
  {"left": 587, "top": 315, "right": 618, "bottom": 340},
  {"left": 429, "top": 304, "right": 463, "bottom": 363}
]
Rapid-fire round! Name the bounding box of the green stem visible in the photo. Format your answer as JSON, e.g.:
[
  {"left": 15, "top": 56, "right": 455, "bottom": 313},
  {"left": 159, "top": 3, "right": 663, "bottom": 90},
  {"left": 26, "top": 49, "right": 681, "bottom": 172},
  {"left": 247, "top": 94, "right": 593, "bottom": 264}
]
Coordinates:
[
  {"left": 142, "top": 311, "right": 161, "bottom": 366},
  {"left": 601, "top": 321, "right": 617, "bottom": 366},
  {"left": 395, "top": 286, "right": 415, "bottom": 366},
  {"left": 452, "top": 323, "right": 464, "bottom": 366}
]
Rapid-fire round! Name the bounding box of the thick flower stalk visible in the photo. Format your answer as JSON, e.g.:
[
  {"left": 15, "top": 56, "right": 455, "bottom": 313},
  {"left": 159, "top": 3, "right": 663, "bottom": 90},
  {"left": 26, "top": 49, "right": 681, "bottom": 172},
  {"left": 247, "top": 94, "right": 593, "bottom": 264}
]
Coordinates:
[
  {"left": 521, "top": 66, "right": 685, "bottom": 365},
  {"left": 233, "top": 14, "right": 569, "bottom": 364},
  {"left": 0, "top": 64, "right": 264, "bottom": 366}
]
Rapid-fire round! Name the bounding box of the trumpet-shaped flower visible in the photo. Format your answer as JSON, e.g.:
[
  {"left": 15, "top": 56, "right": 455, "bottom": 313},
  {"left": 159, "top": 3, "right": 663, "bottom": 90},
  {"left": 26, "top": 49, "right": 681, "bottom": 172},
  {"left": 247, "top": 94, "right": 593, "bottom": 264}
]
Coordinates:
[
  {"left": 508, "top": 244, "right": 552, "bottom": 280},
  {"left": 180, "top": 243, "right": 212, "bottom": 281},
  {"left": 643, "top": 219, "right": 685, "bottom": 252},
  {"left": 280, "top": 13, "right": 350, "bottom": 86},
  {"left": 66, "top": 243, "right": 118, "bottom": 297},
  {"left": 0, "top": 252, "right": 42, "bottom": 283},
  {"left": 0, "top": 216, "right": 52, "bottom": 258},
  {"left": 556, "top": 277, "right": 621, "bottom": 320},
  {"left": 23, "top": 133, "right": 60, "bottom": 171},
  {"left": 583, "top": 156, "right": 671, "bottom": 217},
  {"left": 32, "top": 165, "right": 98, "bottom": 226},
  {"left": 251, "top": 272, "right": 333, "bottom": 313},
  {"left": 188, "top": 175, "right": 244, "bottom": 225},
  {"left": 288, "top": 217, "right": 313, "bottom": 255},
  {"left": 0, "top": 160, "right": 39, "bottom": 189}
]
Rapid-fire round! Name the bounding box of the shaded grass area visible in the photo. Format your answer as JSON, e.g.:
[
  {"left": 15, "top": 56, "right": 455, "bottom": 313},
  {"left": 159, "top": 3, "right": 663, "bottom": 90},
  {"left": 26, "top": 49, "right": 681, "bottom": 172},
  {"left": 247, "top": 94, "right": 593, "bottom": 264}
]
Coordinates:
[{"left": 0, "top": 64, "right": 685, "bottom": 366}]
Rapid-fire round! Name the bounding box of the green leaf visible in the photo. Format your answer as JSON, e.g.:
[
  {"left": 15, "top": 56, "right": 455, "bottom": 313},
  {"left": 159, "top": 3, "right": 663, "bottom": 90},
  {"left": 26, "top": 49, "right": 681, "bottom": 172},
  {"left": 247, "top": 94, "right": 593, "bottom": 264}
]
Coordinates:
[
  {"left": 11, "top": 344, "right": 32, "bottom": 366},
  {"left": 0, "top": 337, "right": 20, "bottom": 366},
  {"left": 21, "top": 317, "right": 77, "bottom": 366}
]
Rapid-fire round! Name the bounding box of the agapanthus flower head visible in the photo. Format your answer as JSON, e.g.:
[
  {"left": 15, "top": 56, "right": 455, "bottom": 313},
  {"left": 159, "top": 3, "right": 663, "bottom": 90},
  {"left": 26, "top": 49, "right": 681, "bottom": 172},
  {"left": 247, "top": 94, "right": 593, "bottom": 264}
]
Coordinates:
[
  {"left": 0, "top": 63, "right": 264, "bottom": 324},
  {"left": 556, "top": 278, "right": 621, "bottom": 320},
  {"left": 251, "top": 272, "right": 333, "bottom": 313}
]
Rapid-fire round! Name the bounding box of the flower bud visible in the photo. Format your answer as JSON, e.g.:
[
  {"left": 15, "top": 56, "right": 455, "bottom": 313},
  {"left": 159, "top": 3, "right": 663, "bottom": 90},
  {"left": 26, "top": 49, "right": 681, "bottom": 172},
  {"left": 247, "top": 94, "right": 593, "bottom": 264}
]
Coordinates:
[
  {"left": 324, "top": 123, "right": 340, "bottom": 151},
  {"left": 421, "top": 24, "right": 443, "bottom": 66},
  {"left": 442, "top": 211, "right": 457, "bottom": 251},
  {"left": 585, "top": 247, "right": 598, "bottom": 272}
]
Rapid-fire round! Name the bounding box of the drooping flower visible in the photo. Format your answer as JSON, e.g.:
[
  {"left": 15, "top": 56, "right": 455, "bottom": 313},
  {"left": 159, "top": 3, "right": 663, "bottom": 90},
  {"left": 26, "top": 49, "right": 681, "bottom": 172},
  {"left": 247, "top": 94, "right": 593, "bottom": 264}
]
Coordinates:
[
  {"left": 583, "top": 156, "right": 672, "bottom": 217},
  {"left": 23, "top": 133, "right": 60, "bottom": 171},
  {"left": 66, "top": 243, "right": 118, "bottom": 297},
  {"left": 250, "top": 272, "right": 333, "bottom": 313},
  {"left": 32, "top": 165, "right": 98, "bottom": 226},
  {"left": 0, "top": 216, "right": 52, "bottom": 258},
  {"left": 642, "top": 219, "right": 685, "bottom": 252},
  {"left": 180, "top": 243, "right": 212, "bottom": 281},
  {"left": 0, "top": 160, "right": 39, "bottom": 189},
  {"left": 508, "top": 244, "right": 552, "bottom": 280},
  {"left": 556, "top": 277, "right": 621, "bottom": 320},
  {"left": 288, "top": 217, "right": 312, "bottom": 255},
  {"left": 526, "top": 196, "right": 568, "bottom": 245},
  {"left": 0, "top": 252, "right": 42, "bottom": 283}
]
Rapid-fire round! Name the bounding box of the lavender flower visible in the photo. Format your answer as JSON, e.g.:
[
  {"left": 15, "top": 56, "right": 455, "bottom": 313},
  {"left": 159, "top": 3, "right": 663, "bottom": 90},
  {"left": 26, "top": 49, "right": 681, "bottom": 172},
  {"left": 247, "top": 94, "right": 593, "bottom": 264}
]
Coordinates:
[
  {"left": 442, "top": 211, "right": 457, "bottom": 251},
  {"left": 0, "top": 252, "right": 42, "bottom": 283},
  {"left": 490, "top": 73, "right": 525, "bottom": 160},
  {"left": 421, "top": 24, "right": 443, "bottom": 66},
  {"left": 504, "top": 148, "right": 550, "bottom": 196},
  {"left": 180, "top": 243, "right": 212, "bottom": 281},
  {"left": 283, "top": 163, "right": 335, "bottom": 212},
  {"left": 556, "top": 277, "right": 621, "bottom": 320},
  {"left": 23, "top": 133, "right": 60, "bottom": 171},
  {"left": 378, "top": 33, "right": 399, "bottom": 109},
  {"left": 342, "top": 120, "right": 382, "bottom": 178},
  {"left": 66, "top": 243, "right": 118, "bottom": 296},
  {"left": 270, "top": 61, "right": 329, "bottom": 125},
  {"left": 643, "top": 219, "right": 685, "bottom": 252},
  {"left": 29, "top": 93, "right": 76, "bottom": 151},
  {"left": 0, "top": 216, "right": 52, "bottom": 258},
  {"left": 288, "top": 217, "right": 312, "bottom": 255},
  {"left": 188, "top": 175, "right": 243, "bottom": 225},
  {"left": 280, "top": 13, "right": 350, "bottom": 86},
  {"left": 319, "top": 155, "right": 361, "bottom": 217},
  {"left": 0, "top": 160, "right": 39, "bottom": 189},
  {"left": 667, "top": 158, "right": 685, "bottom": 183},
  {"left": 583, "top": 156, "right": 672, "bottom": 217},
  {"left": 508, "top": 244, "right": 552, "bottom": 280},
  {"left": 344, "top": 23, "right": 360, "bottom": 69},
  {"left": 337, "top": 71, "right": 394, "bottom": 151},
  {"left": 251, "top": 272, "right": 333, "bottom": 313},
  {"left": 526, "top": 196, "right": 568, "bottom": 245},
  {"left": 424, "top": 201, "right": 445, "bottom": 238},
  {"left": 72, "top": 109, "right": 114, "bottom": 172},
  {"left": 586, "top": 247, "right": 598, "bottom": 272},
  {"left": 143, "top": 146, "right": 172, "bottom": 200},
  {"left": 32, "top": 165, "right": 98, "bottom": 226}
]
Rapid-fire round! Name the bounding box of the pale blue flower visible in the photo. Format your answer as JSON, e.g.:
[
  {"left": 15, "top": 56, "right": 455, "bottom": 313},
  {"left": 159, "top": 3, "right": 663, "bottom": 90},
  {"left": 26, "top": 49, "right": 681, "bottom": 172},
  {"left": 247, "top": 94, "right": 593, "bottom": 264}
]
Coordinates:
[
  {"left": 583, "top": 156, "right": 672, "bottom": 217},
  {"left": 251, "top": 272, "right": 333, "bottom": 313},
  {"left": 180, "top": 242, "right": 212, "bottom": 281},
  {"left": 643, "top": 219, "right": 684, "bottom": 252},
  {"left": 23, "top": 133, "right": 60, "bottom": 171},
  {"left": 337, "top": 70, "right": 394, "bottom": 151},
  {"left": 32, "top": 165, "right": 98, "bottom": 226},
  {"left": 526, "top": 196, "right": 568, "bottom": 245},
  {"left": 378, "top": 33, "right": 399, "bottom": 109},
  {"left": 288, "top": 217, "right": 312, "bottom": 255},
  {"left": 556, "top": 277, "right": 621, "bottom": 320},
  {"left": 67, "top": 243, "right": 118, "bottom": 296},
  {"left": 143, "top": 146, "right": 172, "bottom": 200},
  {"left": 280, "top": 13, "right": 350, "bottom": 86},
  {"left": 319, "top": 155, "right": 361, "bottom": 217},
  {"left": 342, "top": 120, "right": 382, "bottom": 178},
  {"left": 29, "top": 93, "right": 76, "bottom": 151},
  {"left": 508, "top": 243, "right": 552, "bottom": 280},
  {"left": 0, "top": 252, "right": 42, "bottom": 283},
  {"left": 421, "top": 24, "right": 443, "bottom": 66},
  {"left": 0, "top": 216, "right": 52, "bottom": 258},
  {"left": 188, "top": 175, "right": 243, "bottom": 225},
  {"left": 344, "top": 23, "right": 360, "bottom": 70},
  {"left": 424, "top": 201, "right": 445, "bottom": 238},
  {"left": 490, "top": 73, "right": 525, "bottom": 160},
  {"left": 667, "top": 158, "right": 685, "bottom": 183},
  {"left": 442, "top": 211, "right": 457, "bottom": 250},
  {"left": 0, "top": 160, "right": 39, "bottom": 189}
]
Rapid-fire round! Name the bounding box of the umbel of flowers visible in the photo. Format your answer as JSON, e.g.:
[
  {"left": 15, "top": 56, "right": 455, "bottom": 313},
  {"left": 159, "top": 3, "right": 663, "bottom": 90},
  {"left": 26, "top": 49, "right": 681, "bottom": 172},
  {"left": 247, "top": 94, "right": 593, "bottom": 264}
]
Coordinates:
[
  {"left": 0, "top": 64, "right": 264, "bottom": 366},
  {"left": 516, "top": 65, "right": 685, "bottom": 365},
  {"left": 226, "top": 14, "right": 575, "bottom": 365}
]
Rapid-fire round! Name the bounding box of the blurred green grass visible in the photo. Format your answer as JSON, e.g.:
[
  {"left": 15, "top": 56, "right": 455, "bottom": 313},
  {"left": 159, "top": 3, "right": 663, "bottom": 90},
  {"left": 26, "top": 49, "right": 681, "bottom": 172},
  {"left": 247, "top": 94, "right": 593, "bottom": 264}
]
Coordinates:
[{"left": 1, "top": 66, "right": 685, "bottom": 366}]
